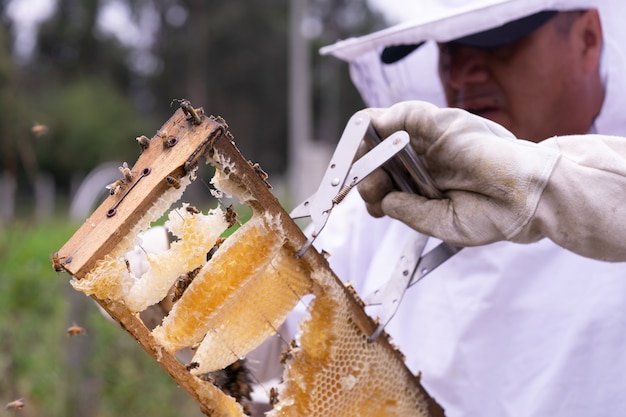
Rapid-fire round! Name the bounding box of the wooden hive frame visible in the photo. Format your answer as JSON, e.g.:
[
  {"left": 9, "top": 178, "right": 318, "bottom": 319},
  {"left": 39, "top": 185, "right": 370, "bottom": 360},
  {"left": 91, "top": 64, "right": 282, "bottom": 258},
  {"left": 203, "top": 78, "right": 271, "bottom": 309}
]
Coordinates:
[{"left": 55, "top": 102, "right": 445, "bottom": 417}]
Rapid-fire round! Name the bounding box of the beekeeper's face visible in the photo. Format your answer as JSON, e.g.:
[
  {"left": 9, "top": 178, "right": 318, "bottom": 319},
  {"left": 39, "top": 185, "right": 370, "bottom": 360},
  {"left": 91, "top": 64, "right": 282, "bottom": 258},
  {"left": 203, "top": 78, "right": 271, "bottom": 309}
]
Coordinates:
[{"left": 437, "top": 10, "right": 604, "bottom": 143}]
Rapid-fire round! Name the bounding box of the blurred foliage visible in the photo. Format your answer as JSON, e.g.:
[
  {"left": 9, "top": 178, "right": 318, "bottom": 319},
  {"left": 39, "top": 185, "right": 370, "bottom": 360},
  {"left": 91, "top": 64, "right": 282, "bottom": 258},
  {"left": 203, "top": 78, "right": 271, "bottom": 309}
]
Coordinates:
[
  {"left": 1, "top": 0, "right": 383, "bottom": 191},
  {"left": 31, "top": 78, "right": 152, "bottom": 187},
  {"left": 0, "top": 219, "right": 205, "bottom": 417}
]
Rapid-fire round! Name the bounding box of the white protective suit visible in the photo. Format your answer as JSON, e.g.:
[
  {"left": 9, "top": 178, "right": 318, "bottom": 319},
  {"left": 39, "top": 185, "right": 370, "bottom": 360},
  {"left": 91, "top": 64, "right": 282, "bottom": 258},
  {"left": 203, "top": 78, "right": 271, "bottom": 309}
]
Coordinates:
[{"left": 313, "top": 1, "right": 626, "bottom": 416}]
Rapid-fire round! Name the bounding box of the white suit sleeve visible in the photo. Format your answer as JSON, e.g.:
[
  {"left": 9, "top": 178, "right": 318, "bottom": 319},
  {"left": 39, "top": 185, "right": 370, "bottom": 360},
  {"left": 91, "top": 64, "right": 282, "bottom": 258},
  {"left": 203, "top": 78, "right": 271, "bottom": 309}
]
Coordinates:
[{"left": 515, "top": 134, "right": 626, "bottom": 261}]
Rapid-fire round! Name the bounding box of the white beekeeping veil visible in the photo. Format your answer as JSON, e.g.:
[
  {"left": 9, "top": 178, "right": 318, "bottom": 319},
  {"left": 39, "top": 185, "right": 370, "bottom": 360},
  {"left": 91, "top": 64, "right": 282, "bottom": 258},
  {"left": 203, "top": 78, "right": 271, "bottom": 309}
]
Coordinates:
[{"left": 321, "top": 0, "right": 626, "bottom": 135}]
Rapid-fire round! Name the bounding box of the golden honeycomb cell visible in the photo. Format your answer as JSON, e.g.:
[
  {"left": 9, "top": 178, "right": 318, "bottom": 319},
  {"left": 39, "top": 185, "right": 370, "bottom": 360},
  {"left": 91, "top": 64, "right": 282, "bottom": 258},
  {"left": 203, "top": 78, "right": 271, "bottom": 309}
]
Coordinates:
[
  {"left": 190, "top": 247, "right": 313, "bottom": 374},
  {"left": 152, "top": 213, "right": 285, "bottom": 352},
  {"left": 268, "top": 274, "right": 432, "bottom": 417}
]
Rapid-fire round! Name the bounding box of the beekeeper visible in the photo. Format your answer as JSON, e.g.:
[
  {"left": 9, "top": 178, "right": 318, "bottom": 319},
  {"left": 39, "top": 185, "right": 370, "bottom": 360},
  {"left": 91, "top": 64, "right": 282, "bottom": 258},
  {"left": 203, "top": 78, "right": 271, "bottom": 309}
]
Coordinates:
[
  {"left": 358, "top": 101, "right": 626, "bottom": 262},
  {"left": 315, "top": 1, "right": 626, "bottom": 416}
]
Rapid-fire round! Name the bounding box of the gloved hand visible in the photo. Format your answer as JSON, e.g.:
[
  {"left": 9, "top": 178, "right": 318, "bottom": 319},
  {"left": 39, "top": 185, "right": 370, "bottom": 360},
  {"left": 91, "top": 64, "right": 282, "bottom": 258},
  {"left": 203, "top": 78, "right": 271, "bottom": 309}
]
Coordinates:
[{"left": 357, "top": 100, "right": 626, "bottom": 261}]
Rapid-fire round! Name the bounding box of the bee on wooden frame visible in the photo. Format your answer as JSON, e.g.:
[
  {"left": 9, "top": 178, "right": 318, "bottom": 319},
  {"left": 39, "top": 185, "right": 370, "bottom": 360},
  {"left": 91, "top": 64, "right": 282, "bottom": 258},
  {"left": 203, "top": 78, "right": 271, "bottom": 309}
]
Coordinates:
[
  {"left": 136, "top": 135, "right": 150, "bottom": 152},
  {"left": 106, "top": 179, "right": 124, "bottom": 195},
  {"left": 51, "top": 252, "right": 68, "bottom": 272},
  {"left": 119, "top": 162, "right": 133, "bottom": 182},
  {"left": 158, "top": 129, "right": 178, "bottom": 148}
]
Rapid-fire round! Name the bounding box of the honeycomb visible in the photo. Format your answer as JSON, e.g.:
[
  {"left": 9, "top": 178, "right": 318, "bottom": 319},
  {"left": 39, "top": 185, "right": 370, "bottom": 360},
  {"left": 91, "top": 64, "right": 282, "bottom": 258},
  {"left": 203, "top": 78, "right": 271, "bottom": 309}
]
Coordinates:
[
  {"left": 268, "top": 272, "right": 432, "bottom": 417},
  {"left": 70, "top": 173, "right": 194, "bottom": 300},
  {"left": 190, "top": 246, "right": 313, "bottom": 374},
  {"left": 71, "top": 254, "right": 133, "bottom": 300},
  {"left": 62, "top": 109, "right": 441, "bottom": 417},
  {"left": 152, "top": 213, "right": 288, "bottom": 352},
  {"left": 71, "top": 198, "right": 226, "bottom": 312},
  {"left": 124, "top": 203, "right": 228, "bottom": 312}
]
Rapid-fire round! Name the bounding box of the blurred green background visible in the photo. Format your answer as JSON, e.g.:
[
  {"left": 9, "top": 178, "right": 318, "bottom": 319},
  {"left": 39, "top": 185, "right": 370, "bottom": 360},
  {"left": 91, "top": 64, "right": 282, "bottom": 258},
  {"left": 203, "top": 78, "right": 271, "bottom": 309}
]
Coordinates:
[{"left": 0, "top": 0, "right": 386, "bottom": 415}]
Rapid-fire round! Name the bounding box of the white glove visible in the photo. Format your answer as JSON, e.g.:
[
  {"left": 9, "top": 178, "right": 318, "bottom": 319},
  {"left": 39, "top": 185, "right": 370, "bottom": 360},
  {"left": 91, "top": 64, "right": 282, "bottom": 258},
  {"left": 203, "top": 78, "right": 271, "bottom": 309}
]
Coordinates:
[{"left": 358, "top": 100, "right": 626, "bottom": 261}]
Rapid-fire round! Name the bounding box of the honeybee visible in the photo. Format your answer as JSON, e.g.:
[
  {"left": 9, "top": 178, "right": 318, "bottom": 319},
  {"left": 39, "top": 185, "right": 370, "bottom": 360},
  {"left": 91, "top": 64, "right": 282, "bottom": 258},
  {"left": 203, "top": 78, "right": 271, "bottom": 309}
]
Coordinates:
[
  {"left": 212, "top": 360, "right": 253, "bottom": 404},
  {"left": 5, "top": 398, "right": 24, "bottom": 410},
  {"left": 172, "top": 267, "right": 201, "bottom": 302},
  {"left": 269, "top": 387, "right": 279, "bottom": 405},
  {"left": 159, "top": 130, "right": 178, "bottom": 148},
  {"left": 51, "top": 252, "right": 66, "bottom": 272},
  {"left": 225, "top": 204, "right": 238, "bottom": 228},
  {"left": 185, "top": 205, "right": 200, "bottom": 214},
  {"left": 31, "top": 122, "right": 49, "bottom": 137},
  {"left": 185, "top": 361, "right": 200, "bottom": 371},
  {"left": 249, "top": 162, "right": 271, "bottom": 189},
  {"left": 106, "top": 179, "right": 123, "bottom": 195},
  {"left": 66, "top": 323, "right": 87, "bottom": 337},
  {"left": 136, "top": 135, "right": 150, "bottom": 152},
  {"left": 119, "top": 162, "right": 133, "bottom": 182},
  {"left": 172, "top": 98, "right": 204, "bottom": 124},
  {"left": 206, "top": 238, "right": 226, "bottom": 262},
  {"left": 279, "top": 340, "right": 298, "bottom": 365},
  {"left": 165, "top": 175, "right": 180, "bottom": 189},
  {"left": 199, "top": 373, "right": 215, "bottom": 384}
]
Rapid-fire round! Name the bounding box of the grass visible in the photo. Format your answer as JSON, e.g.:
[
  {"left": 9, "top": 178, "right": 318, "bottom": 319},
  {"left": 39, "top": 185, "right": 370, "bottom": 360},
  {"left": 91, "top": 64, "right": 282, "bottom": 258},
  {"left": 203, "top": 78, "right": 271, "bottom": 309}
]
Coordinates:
[{"left": 0, "top": 218, "right": 205, "bottom": 417}]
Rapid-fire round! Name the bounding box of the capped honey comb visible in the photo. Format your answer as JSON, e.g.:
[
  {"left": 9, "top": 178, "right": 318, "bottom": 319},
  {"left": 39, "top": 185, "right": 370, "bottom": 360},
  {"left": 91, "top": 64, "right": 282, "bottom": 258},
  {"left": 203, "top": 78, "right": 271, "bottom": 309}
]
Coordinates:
[
  {"left": 152, "top": 213, "right": 287, "bottom": 352},
  {"left": 190, "top": 246, "right": 313, "bottom": 374},
  {"left": 268, "top": 272, "right": 432, "bottom": 417}
]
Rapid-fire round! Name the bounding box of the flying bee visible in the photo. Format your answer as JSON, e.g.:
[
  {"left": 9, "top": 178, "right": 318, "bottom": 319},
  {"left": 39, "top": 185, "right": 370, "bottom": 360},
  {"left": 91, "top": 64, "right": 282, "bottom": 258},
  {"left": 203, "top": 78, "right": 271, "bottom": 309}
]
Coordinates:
[
  {"left": 225, "top": 204, "right": 238, "bottom": 228},
  {"left": 5, "top": 398, "right": 25, "bottom": 410},
  {"left": 31, "top": 122, "right": 48, "bottom": 137},
  {"left": 66, "top": 323, "right": 87, "bottom": 337},
  {"left": 165, "top": 175, "right": 180, "bottom": 189},
  {"left": 106, "top": 179, "right": 123, "bottom": 195},
  {"left": 119, "top": 162, "right": 132, "bottom": 182},
  {"left": 136, "top": 135, "right": 150, "bottom": 152}
]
